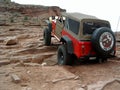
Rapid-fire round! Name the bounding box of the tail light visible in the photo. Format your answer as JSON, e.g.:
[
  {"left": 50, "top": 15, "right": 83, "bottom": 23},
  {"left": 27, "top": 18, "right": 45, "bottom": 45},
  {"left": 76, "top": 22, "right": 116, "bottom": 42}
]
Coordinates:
[{"left": 81, "top": 44, "right": 85, "bottom": 55}]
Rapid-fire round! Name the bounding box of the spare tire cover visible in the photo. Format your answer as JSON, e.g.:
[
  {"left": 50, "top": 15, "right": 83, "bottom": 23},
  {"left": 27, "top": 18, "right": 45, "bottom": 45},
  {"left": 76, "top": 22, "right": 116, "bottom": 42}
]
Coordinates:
[{"left": 91, "top": 27, "right": 116, "bottom": 56}]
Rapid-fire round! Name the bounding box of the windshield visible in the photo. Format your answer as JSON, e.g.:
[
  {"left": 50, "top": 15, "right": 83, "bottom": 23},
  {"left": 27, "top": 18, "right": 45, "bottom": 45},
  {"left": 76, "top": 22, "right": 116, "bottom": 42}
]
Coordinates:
[{"left": 83, "top": 21, "right": 110, "bottom": 35}]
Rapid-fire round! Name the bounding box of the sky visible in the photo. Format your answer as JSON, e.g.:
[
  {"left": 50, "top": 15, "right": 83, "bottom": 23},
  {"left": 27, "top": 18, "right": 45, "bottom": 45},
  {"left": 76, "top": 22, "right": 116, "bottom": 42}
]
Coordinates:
[{"left": 11, "top": 0, "right": 120, "bottom": 32}]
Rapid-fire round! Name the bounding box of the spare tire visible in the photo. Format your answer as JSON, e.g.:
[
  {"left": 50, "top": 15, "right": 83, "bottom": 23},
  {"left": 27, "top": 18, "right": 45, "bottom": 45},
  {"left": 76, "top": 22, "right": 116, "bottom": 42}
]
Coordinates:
[{"left": 91, "top": 27, "right": 116, "bottom": 56}]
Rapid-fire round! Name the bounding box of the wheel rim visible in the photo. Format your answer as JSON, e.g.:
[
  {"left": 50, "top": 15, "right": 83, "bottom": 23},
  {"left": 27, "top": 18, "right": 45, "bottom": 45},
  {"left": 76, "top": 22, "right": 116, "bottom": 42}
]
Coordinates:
[{"left": 99, "top": 32, "right": 114, "bottom": 51}]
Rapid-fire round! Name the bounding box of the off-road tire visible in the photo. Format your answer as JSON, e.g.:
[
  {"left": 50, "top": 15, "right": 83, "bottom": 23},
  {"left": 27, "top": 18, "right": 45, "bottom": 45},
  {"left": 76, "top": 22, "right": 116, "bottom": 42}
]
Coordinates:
[
  {"left": 91, "top": 27, "right": 116, "bottom": 56},
  {"left": 48, "top": 23, "right": 52, "bottom": 32},
  {"left": 43, "top": 28, "right": 51, "bottom": 46},
  {"left": 57, "top": 44, "right": 72, "bottom": 65}
]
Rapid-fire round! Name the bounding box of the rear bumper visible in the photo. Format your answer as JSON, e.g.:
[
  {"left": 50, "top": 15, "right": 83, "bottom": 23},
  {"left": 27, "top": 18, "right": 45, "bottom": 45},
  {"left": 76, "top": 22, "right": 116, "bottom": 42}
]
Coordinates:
[
  {"left": 78, "top": 54, "right": 97, "bottom": 60},
  {"left": 78, "top": 52, "right": 116, "bottom": 60}
]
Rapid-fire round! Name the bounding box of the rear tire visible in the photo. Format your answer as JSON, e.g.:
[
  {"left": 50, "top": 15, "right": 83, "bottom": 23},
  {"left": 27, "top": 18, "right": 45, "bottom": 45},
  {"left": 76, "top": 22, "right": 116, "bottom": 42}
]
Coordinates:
[
  {"left": 57, "top": 44, "right": 73, "bottom": 65},
  {"left": 43, "top": 28, "right": 51, "bottom": 46}
]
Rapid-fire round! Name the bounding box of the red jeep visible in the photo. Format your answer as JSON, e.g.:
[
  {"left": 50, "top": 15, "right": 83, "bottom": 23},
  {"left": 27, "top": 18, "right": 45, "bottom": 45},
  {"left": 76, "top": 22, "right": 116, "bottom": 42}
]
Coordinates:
[{"left": 43, "top": 12, "right": 116, "bottom": 65}]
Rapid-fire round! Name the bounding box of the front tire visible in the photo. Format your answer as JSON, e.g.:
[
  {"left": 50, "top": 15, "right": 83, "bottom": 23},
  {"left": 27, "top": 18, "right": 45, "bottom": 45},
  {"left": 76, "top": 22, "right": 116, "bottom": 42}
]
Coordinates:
[
  {"left": 57, "top": 45, "right": 72, "bottom": 65},
  {"left": 43, "top": 28, "right": 51, "bottom": 46}
]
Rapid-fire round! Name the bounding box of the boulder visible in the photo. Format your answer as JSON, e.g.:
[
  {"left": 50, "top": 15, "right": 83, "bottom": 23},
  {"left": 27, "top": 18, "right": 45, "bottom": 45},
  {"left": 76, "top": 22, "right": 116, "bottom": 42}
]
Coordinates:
[
  {"left": 11, "top": 74, "right": 21, "bottom": 83},
  {"left": 5, "top": 36, "right": 18, "bottom": 45}
]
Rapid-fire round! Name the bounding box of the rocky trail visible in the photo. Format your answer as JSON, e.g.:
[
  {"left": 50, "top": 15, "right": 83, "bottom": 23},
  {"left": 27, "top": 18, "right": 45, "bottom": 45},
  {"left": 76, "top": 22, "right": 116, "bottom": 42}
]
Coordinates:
[
  {"left": 0, "top": 23, "right": 120, "bottom": 90},
  {"left": 0, "top": 25, "right": 58, "bottom": 66},
  {"left": 0, "top": 1, "right": 120, "bottom": 90}
]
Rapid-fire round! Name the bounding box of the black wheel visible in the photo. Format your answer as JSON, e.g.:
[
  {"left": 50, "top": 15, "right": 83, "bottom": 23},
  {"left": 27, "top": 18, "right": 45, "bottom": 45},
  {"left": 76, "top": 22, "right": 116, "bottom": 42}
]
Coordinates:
[
  {"left": 91, "top": 27, "right": 116, "bottom": 56},
  {"left": 57, "top": 44, "right": 72, "bottom": 65},
  {"left": 43, "top": 28, "right": 51, "bottom": 46},
  {"left": 48, "top": 23, "right": 52, "bottom": 32}
]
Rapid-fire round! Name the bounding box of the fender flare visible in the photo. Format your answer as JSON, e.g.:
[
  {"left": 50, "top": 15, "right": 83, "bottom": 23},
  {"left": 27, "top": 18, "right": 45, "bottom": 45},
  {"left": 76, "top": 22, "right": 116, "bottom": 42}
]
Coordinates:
[{"left": 60, "top": 36, "right": 74, "bottom": 54}]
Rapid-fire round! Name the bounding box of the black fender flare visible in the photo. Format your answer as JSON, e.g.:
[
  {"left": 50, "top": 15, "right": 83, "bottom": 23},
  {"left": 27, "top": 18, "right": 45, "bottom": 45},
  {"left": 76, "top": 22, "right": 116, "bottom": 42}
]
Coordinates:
[{"left": 60, "top": 36, "right": 73, "bottom": 54}]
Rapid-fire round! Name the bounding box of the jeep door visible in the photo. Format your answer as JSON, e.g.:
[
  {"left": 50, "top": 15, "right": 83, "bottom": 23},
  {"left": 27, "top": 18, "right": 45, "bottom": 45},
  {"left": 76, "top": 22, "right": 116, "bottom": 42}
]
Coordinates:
[{"left": 55, "top": 20, "right": 64, "bottom": 39}]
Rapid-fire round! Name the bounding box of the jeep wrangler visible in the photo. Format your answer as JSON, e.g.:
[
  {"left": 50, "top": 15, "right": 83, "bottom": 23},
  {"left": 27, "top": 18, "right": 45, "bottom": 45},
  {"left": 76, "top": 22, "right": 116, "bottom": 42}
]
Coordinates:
[{"left": 43, "top": 12, "right": 116, "bottom": 65}]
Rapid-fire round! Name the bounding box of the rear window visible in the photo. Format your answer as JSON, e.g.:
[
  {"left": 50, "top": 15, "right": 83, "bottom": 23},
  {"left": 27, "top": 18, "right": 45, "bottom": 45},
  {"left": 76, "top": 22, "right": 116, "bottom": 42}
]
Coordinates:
[{"left": 83, "top": 21, "right": 110, "bottom": 35}]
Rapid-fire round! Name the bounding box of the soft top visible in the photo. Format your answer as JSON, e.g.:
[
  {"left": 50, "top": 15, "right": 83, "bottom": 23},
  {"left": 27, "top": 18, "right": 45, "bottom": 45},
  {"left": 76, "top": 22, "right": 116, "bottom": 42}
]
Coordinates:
[{"left": 61, "top": 12, "right": 98, "bottom": 21}]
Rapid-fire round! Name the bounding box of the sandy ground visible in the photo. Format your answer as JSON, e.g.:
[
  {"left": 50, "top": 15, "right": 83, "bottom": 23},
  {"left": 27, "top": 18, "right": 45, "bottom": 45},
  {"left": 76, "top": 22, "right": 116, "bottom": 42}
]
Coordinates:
[{"left": 0, "top": 24, "right": 120, "bottom": 90}]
